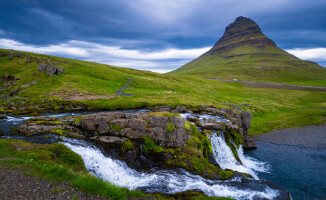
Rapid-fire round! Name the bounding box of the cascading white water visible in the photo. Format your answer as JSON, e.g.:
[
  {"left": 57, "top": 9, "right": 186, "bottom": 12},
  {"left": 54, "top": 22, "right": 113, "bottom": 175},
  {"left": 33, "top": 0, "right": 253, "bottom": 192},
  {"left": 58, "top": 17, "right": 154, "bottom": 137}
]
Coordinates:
[
  {"left": 62, "top": 137, "right": 279, "bottom": 200},
  {"left": 211, "top": 131, "right": 269, "bottom": 179}
]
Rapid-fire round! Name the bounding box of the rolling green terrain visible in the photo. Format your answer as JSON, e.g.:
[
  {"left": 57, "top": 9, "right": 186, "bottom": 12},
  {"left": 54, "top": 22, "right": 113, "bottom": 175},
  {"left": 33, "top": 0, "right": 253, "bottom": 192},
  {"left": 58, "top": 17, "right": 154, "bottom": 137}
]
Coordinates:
[
  {"left": 170, "top": 17, "right": 326, "bottom": 84},
  {"left": 0, "top": 49, "right": 326, "bottom": 134},
  {"left": 0, "top": 48, "right": 325, "bottom": 135}
]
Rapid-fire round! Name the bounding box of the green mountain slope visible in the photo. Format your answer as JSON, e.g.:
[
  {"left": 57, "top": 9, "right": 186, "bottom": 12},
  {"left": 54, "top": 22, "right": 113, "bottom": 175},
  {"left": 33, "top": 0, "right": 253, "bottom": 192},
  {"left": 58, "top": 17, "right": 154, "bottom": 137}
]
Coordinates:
[
  {"left": 169, "top": 17, "right": 326, "bottom": 83},
  {"left": 0, "top": 48, "right": 325, "bottom": 135}
]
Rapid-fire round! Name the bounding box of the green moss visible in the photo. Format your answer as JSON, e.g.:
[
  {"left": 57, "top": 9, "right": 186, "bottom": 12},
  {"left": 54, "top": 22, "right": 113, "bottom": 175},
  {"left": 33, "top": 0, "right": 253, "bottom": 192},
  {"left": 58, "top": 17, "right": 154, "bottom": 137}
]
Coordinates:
[
  {"left": 51, "top": 128, "right": 68, "bottom": 136},
  {"left": 74, "top": 117, "right": 81, "bottom": 124},
  {"left": 109, "top": 124, "right": 121, "bottom": 132},
  {"left": 184, "top": 120, "right": 192, "bottom": 131},
  {"left": 121, "top": 140, "right": 134, "bottom": 153},
  {"left": 148, "top": 111, "right": 181, "bottom": 118},
  {"left": 165, "top": 122, "right": 175, "bottom": 133},
  {"left": 142, "top": 136, "right": 163, "bottom": 154},
  {"left": 0, "top": 107, "right": 5, "bottom": 113},
  {"left": 186, "top": 124, "right": 212, "bottom": 156}
]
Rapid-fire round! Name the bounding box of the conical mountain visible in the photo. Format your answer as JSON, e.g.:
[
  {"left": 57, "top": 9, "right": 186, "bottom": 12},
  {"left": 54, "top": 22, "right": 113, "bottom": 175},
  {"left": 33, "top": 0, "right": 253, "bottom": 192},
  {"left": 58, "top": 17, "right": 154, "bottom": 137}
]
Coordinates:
[{"left": 170, "top": 16, "right": 326, "bottom": 83}]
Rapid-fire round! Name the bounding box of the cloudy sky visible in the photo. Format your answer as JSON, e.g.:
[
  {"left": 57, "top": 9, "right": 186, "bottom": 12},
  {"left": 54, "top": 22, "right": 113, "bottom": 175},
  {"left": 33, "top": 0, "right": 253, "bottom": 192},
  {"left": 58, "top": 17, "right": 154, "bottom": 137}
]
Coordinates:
[{"left": 1, "top": 0, "right": 326, "bottom": 72}]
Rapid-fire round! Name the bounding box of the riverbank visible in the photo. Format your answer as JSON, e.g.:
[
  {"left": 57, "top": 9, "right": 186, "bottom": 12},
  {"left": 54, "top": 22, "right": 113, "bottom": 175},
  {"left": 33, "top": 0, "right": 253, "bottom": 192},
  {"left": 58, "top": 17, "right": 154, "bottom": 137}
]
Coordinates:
[
  {"left": 0, "top": 166, "right": 108, "bottom": 200},
  {"left": 252, "top": 123, "right": 326, "bottom": 149}
]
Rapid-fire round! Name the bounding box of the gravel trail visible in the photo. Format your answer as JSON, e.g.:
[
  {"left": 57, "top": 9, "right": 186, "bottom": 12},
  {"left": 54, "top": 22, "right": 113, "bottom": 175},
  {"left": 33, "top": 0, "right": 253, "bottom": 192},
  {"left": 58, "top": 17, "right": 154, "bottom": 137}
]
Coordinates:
[{"left": 253, "top": 123, "right": 326, "bottom": 149}]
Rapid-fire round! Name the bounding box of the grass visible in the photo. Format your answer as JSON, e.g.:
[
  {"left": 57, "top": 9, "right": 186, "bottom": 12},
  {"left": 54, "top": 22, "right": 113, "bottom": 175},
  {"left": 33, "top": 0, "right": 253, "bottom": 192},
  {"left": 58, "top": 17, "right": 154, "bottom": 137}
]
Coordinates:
[
  {"left": 1, "top": 138, "right": 234, "bottom": 199},
  {"left": 0, "top": 48, "right": 325, "bottom": 135},
  {"left": 170, "top": 44, "right": 326, "bottom": 84},
  {"left": 0, "top": 138, "right": 158, "bottom": 200}
]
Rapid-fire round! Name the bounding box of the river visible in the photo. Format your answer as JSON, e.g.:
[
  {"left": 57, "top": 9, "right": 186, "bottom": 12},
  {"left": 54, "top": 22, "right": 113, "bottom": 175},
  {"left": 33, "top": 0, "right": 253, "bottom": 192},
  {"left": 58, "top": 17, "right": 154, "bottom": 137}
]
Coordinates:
[{"left": 1, "top": 111, "right": 325, "bottom": 199}]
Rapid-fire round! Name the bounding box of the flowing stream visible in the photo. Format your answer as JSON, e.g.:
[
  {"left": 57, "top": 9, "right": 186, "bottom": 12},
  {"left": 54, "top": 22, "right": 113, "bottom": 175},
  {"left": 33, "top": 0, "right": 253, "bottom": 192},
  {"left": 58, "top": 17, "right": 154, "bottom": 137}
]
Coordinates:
[
  {"left": 61, "top": 137, "right": 279, "bottom": 200},
  {"left": 0, "top": 111, "right": 281, "bottom": 200},
  {"left": 211, "top": 131, "right": 268, "bottom": 179}
]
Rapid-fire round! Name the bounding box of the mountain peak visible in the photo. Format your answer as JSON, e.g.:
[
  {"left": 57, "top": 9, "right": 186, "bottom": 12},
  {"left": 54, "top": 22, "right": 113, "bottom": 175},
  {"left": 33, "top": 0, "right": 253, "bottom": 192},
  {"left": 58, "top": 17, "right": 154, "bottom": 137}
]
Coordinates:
[
  {"left": 225, "top": 16, "right": 260, "bottom": 33},
  {"left": 206, "top": 16, "right": 275, "bottom": 55}
]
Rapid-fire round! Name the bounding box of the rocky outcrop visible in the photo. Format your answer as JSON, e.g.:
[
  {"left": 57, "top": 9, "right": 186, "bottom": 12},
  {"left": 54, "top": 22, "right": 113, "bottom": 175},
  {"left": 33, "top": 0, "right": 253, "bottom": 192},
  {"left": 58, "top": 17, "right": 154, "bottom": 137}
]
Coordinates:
[
  {"left": 22, "top": 81, "right": 38, "bottom": 88},
  {"left": 12, "top": 105, "right": 255, "bottom": 178},
  {"left": 69, "top": 112, "right": 189, "bottom": 148},
  {"left": 38, "top": 63, "right": 65, "bottom": 76},
  {"left": 10, "top": 88, "right": 21, "bottom": 96}
]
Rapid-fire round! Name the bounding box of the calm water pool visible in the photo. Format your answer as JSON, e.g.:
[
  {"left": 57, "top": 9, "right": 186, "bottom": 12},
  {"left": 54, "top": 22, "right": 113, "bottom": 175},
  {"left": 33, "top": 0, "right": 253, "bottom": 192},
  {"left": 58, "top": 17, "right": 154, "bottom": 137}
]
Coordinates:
[{"left": 246, "top": 142, "right": 326, "bottom": 200}]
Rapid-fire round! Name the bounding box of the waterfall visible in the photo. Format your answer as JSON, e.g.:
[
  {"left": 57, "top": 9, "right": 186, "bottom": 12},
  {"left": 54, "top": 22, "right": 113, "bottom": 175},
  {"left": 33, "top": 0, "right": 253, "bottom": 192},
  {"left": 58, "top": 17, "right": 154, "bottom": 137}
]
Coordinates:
[
  {"left": 211, "top": 131, "right": 269, "bottom": 179},
  {"left": 61, "top": 137, "right": 279, "bottom": 200}
]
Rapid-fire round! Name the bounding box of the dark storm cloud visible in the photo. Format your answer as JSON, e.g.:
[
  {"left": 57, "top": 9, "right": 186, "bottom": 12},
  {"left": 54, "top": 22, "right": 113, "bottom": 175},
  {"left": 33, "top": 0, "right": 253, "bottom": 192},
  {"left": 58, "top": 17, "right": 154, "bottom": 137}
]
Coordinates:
[{"left": 0, "top": 0, "right": 325, "bottom": 71}]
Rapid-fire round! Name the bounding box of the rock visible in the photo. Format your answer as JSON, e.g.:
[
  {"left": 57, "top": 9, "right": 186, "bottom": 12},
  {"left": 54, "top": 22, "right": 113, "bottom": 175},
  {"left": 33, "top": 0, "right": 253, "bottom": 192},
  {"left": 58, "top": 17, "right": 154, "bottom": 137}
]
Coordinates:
[
  {"left": 38, "top": 63, "right": 47, "bottom": 72},
  {"left": 0, "top": 53, "right": 8, "bottom": 57},
  {"left": 230, "top": 104, "right": 242, "bottom": 111},
  {"left": 186, "top": 115, "right": 197, "bottom": 122},
  {"left": 243, "top": 137, "right": 257, "bottom": 149},
  {"left": 10, "top": 88, "right": 21, "bottom": 96},
  {"left": 208, "top": 153, "right": 221, "bottom": 168},
  {"left": 240, "top": 111, "right": 252, "bottom": 132},
  {"left": 22, "top": 84, "right": 32, "bottom": 88},
  {"left": 38, "top": 63, "right": 65, "bottom": 76},
  {"left": 26, "top": 57, "right": 34, "bottom": 63},
  {"left": 203, "top": 123, "right": 222, "bottom": 130},
  {"left": 8, "top": 52, "right": 15, "bottom": 60},
  {"left": 0, "top": 116, "right": 8, "bottom": 119},
  {"left": 31, "top": 81, "right": 38, "bottom": 85},
  {"left": 98, "top": 136, "right": 128, "bottom": 144},
  {"left": 17, "top": 53, "right": 24, "bottom": 58},
  {"left": 0, "top": 129, "right": 3, "bottom": 136}
]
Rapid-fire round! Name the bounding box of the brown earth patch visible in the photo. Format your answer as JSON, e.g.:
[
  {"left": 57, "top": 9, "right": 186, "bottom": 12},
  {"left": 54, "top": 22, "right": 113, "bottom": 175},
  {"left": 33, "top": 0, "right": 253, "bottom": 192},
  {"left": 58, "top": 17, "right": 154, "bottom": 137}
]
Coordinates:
[
  {"left": 49, "top": 90, "right": 114, "bottom": 100},
  {"left": 205, "top": 77, "right": 326, "bottom": 92},
  {"left": 63, "top": 94, "right": 114, "bottom": 101}
]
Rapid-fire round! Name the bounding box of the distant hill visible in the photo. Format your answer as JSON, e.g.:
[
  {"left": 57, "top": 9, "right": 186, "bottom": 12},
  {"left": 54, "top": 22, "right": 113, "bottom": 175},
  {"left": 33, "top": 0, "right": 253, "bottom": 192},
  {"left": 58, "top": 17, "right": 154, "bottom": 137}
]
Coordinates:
[{"left": 169, "top": 16, "right": 326, "bottom": 83}]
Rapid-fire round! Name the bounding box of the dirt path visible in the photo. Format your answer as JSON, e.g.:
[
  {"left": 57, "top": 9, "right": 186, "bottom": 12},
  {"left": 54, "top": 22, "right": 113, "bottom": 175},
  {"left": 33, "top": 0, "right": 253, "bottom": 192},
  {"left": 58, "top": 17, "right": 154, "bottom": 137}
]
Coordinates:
[
  {"left": 252, "top": 123, "right": 326, "bottom": 149},
  {"left": 205, "top": 77, "right": 326, "bottom": 92},
  {"left": 0, "top": 166, "right": 106, "bottom": 200},
  {"left": 115, "top": 78, "right": 134, "bottom": 96}
]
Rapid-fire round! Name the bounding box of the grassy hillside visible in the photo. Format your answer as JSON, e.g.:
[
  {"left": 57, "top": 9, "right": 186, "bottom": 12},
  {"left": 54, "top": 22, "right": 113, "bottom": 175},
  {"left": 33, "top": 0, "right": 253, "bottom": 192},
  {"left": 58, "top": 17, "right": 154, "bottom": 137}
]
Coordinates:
[
  {"left": 169, "top": 17, "right": 326, "bottom": 84},
  {"left": 0, "top": 48, "right": 325, "bottom": 135},
  {"left": 170, "top": 47, "right": 326, "bottom": 84}
]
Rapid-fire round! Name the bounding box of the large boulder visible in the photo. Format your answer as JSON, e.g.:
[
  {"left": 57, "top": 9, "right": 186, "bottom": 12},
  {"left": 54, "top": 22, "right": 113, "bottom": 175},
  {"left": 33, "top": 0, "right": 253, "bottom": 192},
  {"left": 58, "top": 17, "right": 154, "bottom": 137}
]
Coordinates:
[{"left": 38, "top": 63, "right": 65, "bottom": 76}]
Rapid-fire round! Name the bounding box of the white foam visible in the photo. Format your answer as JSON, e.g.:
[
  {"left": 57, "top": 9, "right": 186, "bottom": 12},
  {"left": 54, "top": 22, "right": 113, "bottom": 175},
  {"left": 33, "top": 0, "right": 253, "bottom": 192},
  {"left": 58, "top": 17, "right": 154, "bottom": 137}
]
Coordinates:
[
  {"left": 211, "top": 132, "right": 269, "bottom": 179},
  {"left": 62, "top": 137, "right": 279, "bottom": 200}
]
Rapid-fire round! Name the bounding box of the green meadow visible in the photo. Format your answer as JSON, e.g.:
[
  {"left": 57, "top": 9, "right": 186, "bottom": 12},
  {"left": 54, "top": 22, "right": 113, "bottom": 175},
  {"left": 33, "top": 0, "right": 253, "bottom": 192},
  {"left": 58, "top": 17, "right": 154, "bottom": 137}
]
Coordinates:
[{"left": 0, "top": 48, "right": 325, "bottom": 135}]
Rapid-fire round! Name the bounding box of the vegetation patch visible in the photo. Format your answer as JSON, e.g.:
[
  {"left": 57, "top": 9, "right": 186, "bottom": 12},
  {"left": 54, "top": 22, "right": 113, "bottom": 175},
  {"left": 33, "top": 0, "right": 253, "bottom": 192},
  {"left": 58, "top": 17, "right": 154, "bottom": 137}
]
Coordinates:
[
  {"left": 0, "top": 138, "right": 150, "bottom": 200},
  {"left": 184, "top": 120, "right": 192, "bottom": 131},
  {"left": 142, "top": 136, "right": 163, "bottom": 154},
  {"left": 148, "top": 111, "right": 181, "bottom": 118},
  {"left": 74, "top": 117, "right": 82, "bottom": 124},
  {"left": 165, "top": 122, "right": 175, "bottom": 133},
  {"left": 51, "top": 128, "right": 69, "bottom": 136},
  {"left": 109, "top": 124, "right": 121, "bottom": 132},
  {"left": 121, "top": 140, "right": 134, "bottom": 153}
]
